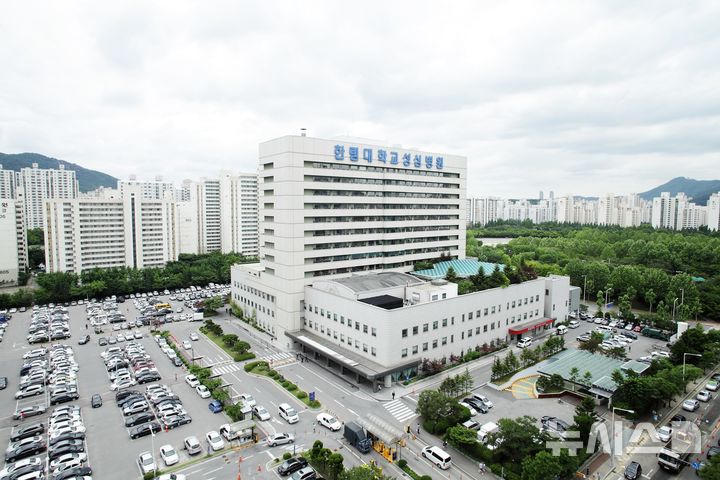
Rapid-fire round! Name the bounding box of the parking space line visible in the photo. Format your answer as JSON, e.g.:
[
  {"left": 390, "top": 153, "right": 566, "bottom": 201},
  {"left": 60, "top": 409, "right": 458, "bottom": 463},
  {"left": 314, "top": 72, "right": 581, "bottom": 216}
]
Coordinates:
[{"left": 204, "top": 466, "right": 223, "bottom": 475}]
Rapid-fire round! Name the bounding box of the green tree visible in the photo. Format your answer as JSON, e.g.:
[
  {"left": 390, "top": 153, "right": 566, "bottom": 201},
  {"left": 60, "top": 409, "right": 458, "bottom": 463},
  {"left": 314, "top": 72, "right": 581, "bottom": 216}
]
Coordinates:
[
  {"left": 582, "top": 371, "right": 593, "bottom": 386},
  {"left": 339, "top": 465, "right": 394, "bottom": 480},
  {"left": 579, "top": 331, "right": 605, "bottom": 354},
  {"left": 699, "top": 453, "right": 720, "bottom": 479},
  {"left": 644, "top": 288, "right": 656, "bottom": 313},
  {"left": 445, "top": 266, "right": 458, "bottom": 283},
  {"left": 573, "top": 396, "right": 597, "bottom": 444},
  {"left": 521, "top": 450, "right": 563, "bottom": 480},
  {"left": 203, "top": 296, "right": 224, "bottom": 313},
  {"left": 494, "top": 416, "right": 544, "bottom": 465},
  {"left": 569, "top": 367, "right": 580, "bottom": 391}
]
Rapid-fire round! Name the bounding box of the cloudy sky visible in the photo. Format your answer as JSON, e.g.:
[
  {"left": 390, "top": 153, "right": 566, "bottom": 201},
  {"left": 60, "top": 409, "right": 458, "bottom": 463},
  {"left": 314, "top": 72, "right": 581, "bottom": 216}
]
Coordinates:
[{"left": 1, "top": 1, "right": 718, "bottom": 197}]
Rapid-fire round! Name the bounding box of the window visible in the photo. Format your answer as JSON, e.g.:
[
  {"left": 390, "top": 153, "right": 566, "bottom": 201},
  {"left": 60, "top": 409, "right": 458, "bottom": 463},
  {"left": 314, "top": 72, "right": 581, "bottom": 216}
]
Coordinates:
[
  {"left": 512, "top": 301, "right": 516, "bottom": 308},
  {"left": 462, "top": 314, "right": 465, "bottom": 322},
  {"left": 363, "top": 324, "right": 368, "bottom": 333},
  {"left": 433, "top": 321, "right": 438, "bottom": 330},
  {"left": 402, "top": 329, "right": 408, "bottom": 338},
  {"left": 442, "top": 293, "right": 447, "bottom": 299},
  {"left": 413, "top": 326, "right": 419, "bottom": 335},
  {"left": 442, "top": 318, "right": 447, "bottom": 327},
  {"left": 476, "top": 310, "right": 481, "bottom": 317},
  {"left": 355, "top": 340, "right": 359, "bottom": 348},
  {"left": 441, "top": 337, "right": 447, "bottom": 345},
  {"left": 475, "top": 327, "right": 481, "bottom": 334},
  {"left": 340, "top": 334, "right": 344, "bottom": 342},
  {"left": 461, "top": 331, "right": 464, "bottom": 339},
  {"left": 412, "top": 345, "right": 418, "bottom": 354},
  {"left": 524, "top": 298, "right": 528, "bottom": 305},
  {"left": 422, "top": 342, "right": 428, "bottom": 351},
  {"left": 432, "top": 340, "right": 438, "bottom": 349},
  {"left": 530, "top": 296, "right": 533, "bottom": 303},
  {"left": 363, "top": 344, "right": 368, "bottom": 353},
  {"left": 320, "top": 309, "right": 324, "bottom": 316},
  {"left": 347, "top": 336, "right": 352, "bottom": 345},
  {"left": 450, "top": 334, "right": 454, "bottom": 343},
  {"left": 371, "top": 327, "right": 377, "bottom": 337},
  {"left": 355, "top": 323, "right": 360, "bottom": 331},
  {"left": 333, "top": 313, "right": 337, "bottom": 321},
  {"left": 483, "top": 325, "right": 488, "bottom": 332},
  {"left": 401, "top": 348, "right": 408, "bottom": 358},
  {"left": 491, "top": 322, "right": 495, "bottom": 330},
  {"left": 491, "top": 306, "right": 496, "bottom": 314},
  {"left": 468, "top": 312, "right": 473, "bottom": 320},
  {"left": 340, "top": 316, "right": 345, "bottom": 325},
  {"left": 484, "top": 308, "right": 488, "bottom": 316},
  {"left": 314, "top": 306, "right": 318, "bottom": 314},
  {"left": 371, "top": 347, "right": 376, "bottom": 357},
  {"left": 348, "top": 318, "right": 352, "bottom": 327},
  {"left": 545, "top": 289, "right": 549, "bottom": 296},
  {"left": 431, "top": 295, "right": 438, "bottom": 301},
  {"left": 536, "top": 294, "right": 540, "bottom": 301},
  {"left": 467, "top": 329, "right": 472, "bottom": 337},
  {"left": 423, "top": 323, "right": 429, "bottom": 332}
]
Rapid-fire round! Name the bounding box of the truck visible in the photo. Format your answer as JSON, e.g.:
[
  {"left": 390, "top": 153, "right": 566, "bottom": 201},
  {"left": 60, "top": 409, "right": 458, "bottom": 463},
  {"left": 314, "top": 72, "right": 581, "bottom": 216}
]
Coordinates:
[
  {"left": 219, "top": 417, "right": 253, "bottom": 441},
  {"left": 641, "top": 327, "right": 671, "bottom": 340},
  {"left": 476, "top": 421, "right": 500, "bottom": 447},
  {"left": 657, "top": 429, "right": 695, "bottom": 473},
  {"left": 191, "top": 312, "right": 204, "bottom": 322},
  {"left": 343, "top": 421, "right": 372, "bottom": 453}
]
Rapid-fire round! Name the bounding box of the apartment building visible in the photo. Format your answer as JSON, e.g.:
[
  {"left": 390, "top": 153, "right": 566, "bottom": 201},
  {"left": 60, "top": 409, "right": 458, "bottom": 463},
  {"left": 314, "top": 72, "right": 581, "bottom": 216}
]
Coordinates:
[
  {"left": 118, "top": 176, "right": 175, "bottom": 200},
  {"left": 19, "top": 163, "right": 79, "bottom": 229},
  {"left": 219, "top": 171, "right": 259, "bottom": 256},
  {"left": 0, "top": 164, "right": 17, "bottom": 199},
  {"left": 232, "top": 134, "right": 467, "bottom": 349},
  {"left": 0, "top": 199, "right": 28, "bottom": 286},
  {"left": 44, "top": 185, "right": 179, "bottom": 274}
]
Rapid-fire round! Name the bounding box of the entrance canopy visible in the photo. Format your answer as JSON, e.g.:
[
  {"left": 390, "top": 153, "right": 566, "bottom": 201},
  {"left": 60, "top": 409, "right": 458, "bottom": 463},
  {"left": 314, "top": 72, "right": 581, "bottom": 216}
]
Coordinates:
[{"left": 508, "top": 317, "right": 554, "bottom": 335}]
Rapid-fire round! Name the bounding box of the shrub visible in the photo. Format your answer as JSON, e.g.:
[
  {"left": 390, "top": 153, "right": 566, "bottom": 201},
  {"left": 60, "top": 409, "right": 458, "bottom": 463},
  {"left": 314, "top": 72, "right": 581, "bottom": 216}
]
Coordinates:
[
  {"left": 283, "top": 452, "right": 292, "bottom": 460},
  {"left": 296, "top": 391, "right": 308, "bottom": 399},
  {"left": 244, "top": 361, "right": 268, "bottom": 372},
  {"left": 309, "top": 400, "right": 321, "bottom": 408},
  {"left": 397, "top": 459, "right": 407, "bottom": 469},
  {"left": 285, "top": 382, "right": 298, "bottom": 391}
]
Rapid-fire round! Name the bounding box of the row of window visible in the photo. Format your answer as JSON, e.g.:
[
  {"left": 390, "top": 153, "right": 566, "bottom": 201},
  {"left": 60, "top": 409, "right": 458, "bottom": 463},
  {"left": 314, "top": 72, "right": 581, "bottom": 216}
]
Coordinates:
[
  {"left": 306, "top": 320, "right": 377, "bottom": 357},
  {"left": 237, "top": 283, "right": 276, "bottom": 303},
  {"left": 233, "top": 293, "right": 275, "bottom": 318},
  {"left": 305, "top": 304, "right": 378, "bottom": 337}
]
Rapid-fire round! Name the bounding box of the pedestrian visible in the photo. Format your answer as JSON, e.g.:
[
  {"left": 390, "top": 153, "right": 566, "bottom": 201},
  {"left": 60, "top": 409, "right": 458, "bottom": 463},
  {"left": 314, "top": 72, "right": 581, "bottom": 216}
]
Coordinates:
[
  {"left": 312, "top": 422, "right": 316, "bottom": 433},
  {"left": 392, "top": 391, "right": 395, "bottom": 400},
  {"left": 85, "top": 323, "right": 88, "bottom": 330},
  {"left": 479, "top": 462, "right": 485, "bottom": 474},
  {"left": 175, "top": 373, "right": 178, "bottom": 381},
  {"left": 442, "top": 439, "right": 448, "bottom": 448},
  {"left": 416, "top": 423, "right": 420, "bottom": 435}
]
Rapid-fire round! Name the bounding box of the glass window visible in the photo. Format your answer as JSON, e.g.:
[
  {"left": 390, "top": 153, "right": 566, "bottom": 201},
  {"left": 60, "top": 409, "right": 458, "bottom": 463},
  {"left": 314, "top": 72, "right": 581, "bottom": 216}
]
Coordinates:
[
  {"left": 483, "top": 325, "right": 488, "bottom": 332},
  {"left": 363, "top": 324, "right": 368, "bottom": 334},
  {"left": 467, "top": 329, "right": 472, "bottom": 337},
  {"left": 433, "top": 321, "right": 438, "bottom": 330},
  {"left": 484, "top": 308, "right": 488, "bottom": 316},
  {"left": 412, "top": 345, "right": 418, "bottom": 354},
  {"left": 371, "top": 327, "right": 377, "bottom": 337},
  {"left": 441, "top": 337, "right": 447, "bottom": 345},
  {"left": 442, "top": 318, "right": 447, "bottom": 327},
  {"left": 422, "top": 342, "right": 428, "bottom": 351},
  {"left": 402, "top": 329, "right": 408, "bottom": 338},
  {"left": 355, "top": 322, "right": 360, "bottom": 330},
  {"left": 340, "top": 316, "right": 345, "bottom": 324},
  {"left": 468, "top": 312, "right": 473, "bottom": 320},
  {"left": 371, "top": 347, "right": 376, "bottom": 357},
  {"left": 348, "top": 318, "right": 352, "bottom": 327},
  {"left": 363, "top": 344, "right": 368, "bottom": 352},
  {"left": 476, "top": 310, "right": 481, "bottom": 317},
  {"left": 401, "top": 348, "right": 408, "bottom": 358},
  {"left": 413, "top": 326, "right": 418, "bottom": 335},
  {"left": 333, "top": 313, "right": 337, "bottom": 321},
  {"left": 491, "top": 306, "right": 496, "bottom": 314},
  {"left": 423, "top": 323, "right": 429, "bottom": 332},
  {"left": 432, "top": 340, "right": 438, "bottom": 349}
]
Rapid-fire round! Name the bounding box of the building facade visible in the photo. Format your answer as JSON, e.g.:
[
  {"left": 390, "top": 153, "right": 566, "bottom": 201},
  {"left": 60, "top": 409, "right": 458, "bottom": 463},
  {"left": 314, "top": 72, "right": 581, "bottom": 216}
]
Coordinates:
[
  {"left": 0, "top": 164, "right": 17, "bottom": 199},
  {"left": 219, "top": 171, "right": 259, "bottom": 255},
  {"left": 44, "top": 186, "right": 179, "bottom": 274},
  {"left": 0, "top": 199, "right": 28, "bottom": 286},
  {"left": 118, "top": 176, "right": 175, "bottom": 200},
  {"left": 19, "top": 163, "right": 79, "bottom": 229},
  {"left": 232, "top": 134, "right": 467, "bottom": 349},
  {"left": 708, "top": 193, "right": 720, "bottom": 231}
]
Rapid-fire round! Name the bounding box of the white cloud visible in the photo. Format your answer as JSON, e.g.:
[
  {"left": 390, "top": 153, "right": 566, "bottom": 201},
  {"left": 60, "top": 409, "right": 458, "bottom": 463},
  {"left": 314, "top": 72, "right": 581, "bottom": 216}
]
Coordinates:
[{"left": 0, "top": 0, "right": 718, "bottom": 197}]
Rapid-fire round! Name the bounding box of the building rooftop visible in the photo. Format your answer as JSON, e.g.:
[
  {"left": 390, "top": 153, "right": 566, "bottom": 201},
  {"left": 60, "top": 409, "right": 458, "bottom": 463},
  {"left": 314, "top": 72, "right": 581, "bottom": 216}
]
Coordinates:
[
  {"left": 538, "top": 349, "right": 626, "bottom": 393},
  {"left": 413, "top": 258, "right": 503, "bottom": 280},
  {"left": 331, "top": 272, "right": 424, "bottom": 293}
]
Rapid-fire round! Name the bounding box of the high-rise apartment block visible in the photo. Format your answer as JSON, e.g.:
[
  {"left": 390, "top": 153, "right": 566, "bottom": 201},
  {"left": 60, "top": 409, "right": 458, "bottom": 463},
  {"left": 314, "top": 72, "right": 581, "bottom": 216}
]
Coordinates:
[
  {"left": 0, "top": 164, "right": 18, "bottom": 199},
  {"left": 44, "top": 185, "right": 179, "bottom": 274},
  {"left": 707, "top": 193, "right": 720, "bottom": 231},
  {"left": 0, "top": 198, "right": 28, "bottom": 286},
  {"left": 19, "top": 163, "right": 79, "bottom": 229},
  {"left": 219, "top": 171, "right": 259, "bottom": 255},
  {"left": 118, "top": 176, "right": 175, "bottom": 200},
  {"left": 232, "top": 135, "right": 467, "bottom": 348}
]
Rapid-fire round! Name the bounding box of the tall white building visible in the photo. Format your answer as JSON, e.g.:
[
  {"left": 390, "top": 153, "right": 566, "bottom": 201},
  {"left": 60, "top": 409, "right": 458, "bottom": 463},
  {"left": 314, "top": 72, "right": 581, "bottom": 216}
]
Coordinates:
[
  {"left": 650, "top": 192, "right": 707, "bottom": 230},
  {"left": 0, "top": 198, "right": 28, "bottom": 286},
  {"left": 219, "top": 171, "right": 259, "bottom": 255},
  {"left": 118, "top": 176, "right": 175, "bottom": 200},
  {"left": 189, "top": 179, "right": 222, "bottom": 253},
  {"left": 232, "top": 135, "right": 467, "bottom": 349},
  {"left": 707, "top": 193, "right": 720, "bottom": 231},
  {"left": 0, "top": 164, "right": 17, "bottom": 199},
  {"left": 467, "top": 197, "right": 502, "bottom": 226},
  {"left": 19, "top": 163, "right": 79, "bottom": 229},
  {"left": 44, "top": 186, "right": 179, "bottom": 274}
]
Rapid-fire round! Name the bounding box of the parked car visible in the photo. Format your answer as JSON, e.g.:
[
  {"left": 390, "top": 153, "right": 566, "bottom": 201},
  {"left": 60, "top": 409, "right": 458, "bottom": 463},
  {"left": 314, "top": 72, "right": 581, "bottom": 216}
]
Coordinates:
[
  {"left": 624, "top": 461, "right": 642, "bottom": 479},
  {"left": 278, "top": 457, "right": 308, "bottom": 476},
  {"left": 183, "top": 436, "right": 202, "bottom": 456},
  {"left": 206, "top": 431, "right": 224, "bottom": 451},
  {"left": 208, "top": 400, "right": 223, "bottom": 413},
  {"left": 267, "top": 432, "right": 294, "bottom": 447},
  {"left": 159, "top": 444, "right": 179, "bottom": 466},
  {"left": 253, "top": 405, "right": 271, "bottom": 421},
  {"left": 706, "top": 380, "right": 719, "bottom": 392},
  {"left": 655, "top": 425, "right": 672, "bottom": 442},
  {"left": 91, "top": 394, "right": 102, "bottom": 408},
  {"left": 196, "top": 385, "right": 211, "bottom": 398},
  {"left": 698, "top": 390, "right": 712, "bottom": 402},
  {"left": 129, "top": 422, "right": 161, "bottom": 439},
  {"left": 682, "top": 399, "right": 700, "bottom": 412},
  {"left": 137, "top": 451, "right": 156, "bottom": 475}
]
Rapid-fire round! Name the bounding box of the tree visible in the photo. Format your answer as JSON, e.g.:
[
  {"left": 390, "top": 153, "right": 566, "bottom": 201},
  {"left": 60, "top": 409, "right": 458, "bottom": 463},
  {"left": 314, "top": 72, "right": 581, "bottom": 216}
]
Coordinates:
[
  {"left": 488, "top": 264, "right": 509, "bottom": 288},
  {"left": 203, "top": 296, "right": 224, "bottom": 313},
  {"left": 521, "top": 450, "right": 563, "bottom": 480},
  {"left": 339, "top": 465, "right": 394, "bottom": 480},
  {"left": 504, "top": 350, "right": 520, "bottom": 373},
  {"left": 494, "top": 416, "right": 544, "bottom": 464},
  {"left": 469, "top": 266, "right": 488, "bottom": 291},
  {"left": 699, "top": 453, "right": 720, "bottom": 479},
  {"left": 582, "top": 371, "right": 593, "bottom": 386},
  {"left": 606, "top": 346, "right": 628, "bottom": 360},
  {"left": 445, "top": 266, "right": 458, "bottom": 283},
  {"left": 416, "top": 390, "right": 469, "bottom": 434},
  {"left": 569, "top": 367, "right": 580, "bottom": 391},
  {"left": 573, "top": 396, "right": 597, "bottom": 445},
  {"left": 596, "top": 290, "right": 604, "bottom": 317},
  {"left": 644, "top": 288, "right": 656, "bottom": 313},
  {"left": 579, "top": 331, "right": 604, "bottom": 354}
]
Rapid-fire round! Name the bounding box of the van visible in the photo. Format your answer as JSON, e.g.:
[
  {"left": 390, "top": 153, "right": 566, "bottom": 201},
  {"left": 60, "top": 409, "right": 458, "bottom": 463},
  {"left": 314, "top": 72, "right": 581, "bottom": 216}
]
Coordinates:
[
  {"left": 556, "top": 325, "right": 568, "bottom": 335},
  {"left": 568, "top": 320, "right": 580, "bottom": 329},
  {"left": 278, "top": 403, "right": 299, "bottom": 424},
  {"left": 596, "top": 325, "right": 612, "bottom": 333},
  {"left": 421, "top": 445, "right": 451, "bottom": 469}
]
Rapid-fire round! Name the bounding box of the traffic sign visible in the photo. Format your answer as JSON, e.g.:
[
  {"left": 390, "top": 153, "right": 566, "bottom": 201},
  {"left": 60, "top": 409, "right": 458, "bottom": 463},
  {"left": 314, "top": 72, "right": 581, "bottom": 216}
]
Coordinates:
[{"left": 692, "top": 461, "right": 701, "bottom": 470}]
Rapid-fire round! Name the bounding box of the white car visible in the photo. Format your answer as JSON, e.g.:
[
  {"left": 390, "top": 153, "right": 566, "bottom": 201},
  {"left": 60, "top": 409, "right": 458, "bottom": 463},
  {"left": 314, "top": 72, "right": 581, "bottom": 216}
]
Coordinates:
[
  {"left": 697, "top": 390, "right": 712, "bottom": 402},
  {"left": 682, "top": 399, "right": 700, "bottom": 412},
  {"left": 206, "top": 431, "right": 225, "bottom": 451},
  {"left": 316, "top": 412, "right": 342, "bottom": 431},
  {"left": 49, "top": 453, "right": 87, "bottom": 472},
  {"left": 196, "top": 385, "right": 211, "bottom": 398},
  {"left": 157, "top": 475, "right": 187, "bottom": 480},
  {"left": 23, "top": 349, "right": 47, "bottom": 360},
  {"left": 0, "top": 457, "right": 42, "bottom": 479},
  {"left": 568, "top": 320, "right": 580, "bottom": 329},
  {"left": 183, "top": 341, "right": 192, "bottom": 350},
  {"left": 190, "top": 333, "right": 199, "bottom": 341},
  {"left": 459, "top": 402, "right": 477, "bottom": 416},
  {"left": 159, "top": 444, "right": 179, "bottom": 466},
  {"left": 185, "top": 375, "right": 200, "bottom": 388},
  {"left": 517, "top": 338, "right": 533, "bottom": 349},
  {"left": 656, "top": 425, "right": 672, "bottom": 442},
  {"left": 137, "top": 451, "right": 156, "bottom": 474},
  {"left": 239, "top": 393, "right": 256, "bottom": 407},
  {"left": 253, "top": 405, "right": 271, "bottom": 421},
  {"left": 267, "top": 432, "right": 294, "bottom": 447}
]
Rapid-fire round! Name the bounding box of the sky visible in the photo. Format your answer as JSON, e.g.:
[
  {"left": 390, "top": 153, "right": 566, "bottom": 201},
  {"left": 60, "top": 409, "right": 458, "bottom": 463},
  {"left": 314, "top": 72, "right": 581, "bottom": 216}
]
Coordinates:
[{"left": 1, "top": 1, "right": 719, "bottom": 198}]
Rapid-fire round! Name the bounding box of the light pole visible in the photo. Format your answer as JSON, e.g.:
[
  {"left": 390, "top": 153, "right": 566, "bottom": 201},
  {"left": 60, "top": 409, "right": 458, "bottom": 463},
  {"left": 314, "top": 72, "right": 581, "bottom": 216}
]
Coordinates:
[
  {"left": 604, "top": 287, "right": 613, "bottom": 315},
  {"left": 672, "top": 298, "right": 679, "bottom": 322},
  {"left": 582, "top": 275, "right": 588, "bottom": 302},
  {"left": 151, "top": 428, "right": 156, "bottom": 478},
  {"left": 611, "top": 407, "right": 634, "bottom": 468},
  {"left": 683, "top": 353, "right": 702, "bottom": 392}
]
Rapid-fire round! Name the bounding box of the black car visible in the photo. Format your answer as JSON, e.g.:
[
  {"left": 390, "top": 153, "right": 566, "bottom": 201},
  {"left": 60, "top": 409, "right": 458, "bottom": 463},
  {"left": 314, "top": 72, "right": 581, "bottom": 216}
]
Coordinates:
[
  {"left": 125, "top": 412, "right": 155, "bottom": 427},
  {"left": 5, "top": 441, "right": 46, "bottom": 462},
  {"left": 91, "top": 394, "right": 103, "bottom": 408},
  {"left": 78, "top": 335, "right": 90, "bottom": 345},
  {"left": 136, "top": 373, "right": 161, "bottom": 384},
  {"left": 116, "top": 389, "right": 141, "bottom": 403},
  {"left": 48, "top": 443, "right": 85, "bottom": 461},
  {"left": 708, "top": 446, "right": 720, "bottom": 459},
  {"left": 0, "top": 376, "right": 7, "bottom": 389},
  {"left": 162, "top": 414, "right": 192, "bottom": 429},
  {"left": 462, "top": 398, "right": 489, "bottom": 414},
  {"left": 52, "top": 466, "right": 93, "bottom": 480},
  {"left": 624, "top": 461, "right": 642, "bottom": 479},
  {"left": 49, "top": 432, "right": 85, "bottom": 447},
  {"left": 278, "top": 457, "right": 309, "bottom": 476},
  {"left": 154, "top": 398, "right": 182, "bottom": 408},
  {"left": 10, "top": 423, "right": 45, "bottom": 442},
  {"left": 6, "top": 462, "right": 44, "bottom": 479},
  {"left": 129, "top": 421, "right": 161, "bottom": 439},
  {"left": 671, "top": 414, "right": 687, "bottom": 423},
  {"left": 50, "top": 392, "right": 79, "bottom": 405}
]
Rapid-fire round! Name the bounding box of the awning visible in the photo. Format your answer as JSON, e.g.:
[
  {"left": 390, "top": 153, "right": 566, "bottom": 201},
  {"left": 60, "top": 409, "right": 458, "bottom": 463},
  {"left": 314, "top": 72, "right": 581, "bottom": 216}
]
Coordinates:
[
  {"left": 508, "top": 318, "right": 554, "bottom": 335},
  {"left": 588, "top": 387, "right": 614, "bottom": 399}
]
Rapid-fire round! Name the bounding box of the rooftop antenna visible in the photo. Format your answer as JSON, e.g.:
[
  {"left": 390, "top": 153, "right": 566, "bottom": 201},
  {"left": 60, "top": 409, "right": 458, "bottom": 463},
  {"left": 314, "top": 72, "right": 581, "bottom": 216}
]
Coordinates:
[{"left": 300, "top": 128, "right": 307, "bottom": 137}]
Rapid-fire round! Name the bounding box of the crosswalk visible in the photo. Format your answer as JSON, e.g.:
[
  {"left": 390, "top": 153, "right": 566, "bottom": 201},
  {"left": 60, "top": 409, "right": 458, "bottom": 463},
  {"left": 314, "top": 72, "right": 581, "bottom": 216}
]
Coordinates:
[
  {"left": 384, "top": 399, "right": 417, "bottom": 423},
  {"left": 211, "top": 363, "right": 242, "bottom": 375},
  {"left": 262, "top": 351, "right": 296, "bottom": 367}
]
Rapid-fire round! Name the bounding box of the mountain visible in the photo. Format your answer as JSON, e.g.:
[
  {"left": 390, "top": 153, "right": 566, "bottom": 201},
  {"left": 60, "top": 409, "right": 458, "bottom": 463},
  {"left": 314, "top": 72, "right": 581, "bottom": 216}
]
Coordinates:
[
  {"left": 0, "top": 152, "right": 118, "bottom": 192},
  {"left": 639, "top": 177, "right": 720, "bottom": 206}
]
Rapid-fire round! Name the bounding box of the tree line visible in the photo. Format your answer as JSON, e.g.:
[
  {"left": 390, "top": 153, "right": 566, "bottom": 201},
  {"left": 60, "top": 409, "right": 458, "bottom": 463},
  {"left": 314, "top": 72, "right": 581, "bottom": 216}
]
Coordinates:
[{"left": 0, "top": 252, "right": 256, "bottom": 308}]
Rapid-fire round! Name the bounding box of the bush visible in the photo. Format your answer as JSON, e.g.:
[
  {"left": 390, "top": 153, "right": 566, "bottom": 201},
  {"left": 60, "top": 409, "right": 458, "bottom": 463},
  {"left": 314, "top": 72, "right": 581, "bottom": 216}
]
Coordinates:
[
  {"left": 397, "top": 459, "right": 407, "bottom": 469},
  {"left": 285, "top": 382, "right": 298, "bottom": 391},
  {"left": 309, "top": 399, "right": 321, "bottom": 408},
  {"left": 233, "top": 352, "right": 256, "bottom": 362},
  {"left": 283, "top": 452, "right": 292, "bottom": 460},
  {"left": 244, "top": 361, "right": 268, "bottom": 372},
  {"left": 296, "top": 391, "right": 308, "bottom": 399}
]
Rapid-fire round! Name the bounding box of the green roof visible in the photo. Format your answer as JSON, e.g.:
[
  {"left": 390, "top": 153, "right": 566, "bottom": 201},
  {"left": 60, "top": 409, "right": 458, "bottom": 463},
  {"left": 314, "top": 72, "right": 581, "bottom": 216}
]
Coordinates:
[
  {"left": 413, "top": 258, "right": 503, "bottom": 280},
  {"left": 538, "top": 349, "right": 626, "bottom": 392}
]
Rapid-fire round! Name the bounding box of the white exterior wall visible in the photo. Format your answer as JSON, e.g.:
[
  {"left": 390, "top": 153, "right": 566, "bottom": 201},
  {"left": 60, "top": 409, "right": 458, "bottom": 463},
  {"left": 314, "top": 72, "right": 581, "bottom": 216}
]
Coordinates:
[
  {"left": 20, "top": 163, "right": 78, "bottom": 229},
  {"left": 708, "top": 193, "right": 720, "bottom": 231},
  {"left": 177, "top": 201, "right": 200, "bottom": 254},
  {"left": 0, "top": 165, "right": 17, "bottom": 199},
  {"left": 118, "top": 179, "right": 175, "bottom": 200},
  {"left": 220, "top": 171, "right": 259, "bottom": 255},
  {"left": 300, "top": 276, "right": 569, "bottom": 368},
  {"left": 0, "top": 200, "right": 21, "bottom": 285},
  {"left": 232, "top": 134, "right": 467, "bottom": 348}
]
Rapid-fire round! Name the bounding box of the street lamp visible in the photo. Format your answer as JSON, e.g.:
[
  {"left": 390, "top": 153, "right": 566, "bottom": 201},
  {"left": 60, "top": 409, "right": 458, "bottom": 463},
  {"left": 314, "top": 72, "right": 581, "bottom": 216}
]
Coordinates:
[
  {"left": 683, "top": 353, "right": 702, "bottom": 392},
  {"left": 611, "top": 407, "right": 634, "bottom": 468},
  {"left": 150, "top": 427, "right": 156, "bottom": 478},
  {"left": 672, "top": 298, "right": 679, "bottom": 322}
]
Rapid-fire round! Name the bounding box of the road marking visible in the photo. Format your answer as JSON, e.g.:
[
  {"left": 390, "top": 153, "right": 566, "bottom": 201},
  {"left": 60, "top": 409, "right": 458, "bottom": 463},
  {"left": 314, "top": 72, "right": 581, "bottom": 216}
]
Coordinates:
[
  {"left": 334, "top": 400, "right": 345, "bottom": 408},
  {"left": 348, "top": 409, "right": 357, "bottom": 416},
  {"left": 204, "top": 466, "right": 223, "bottom": 475},
  {"left": 188, "top": 469, "right": 205, "bottom": 474},
  {"left": 265, "top": 450, "right": 276, "bottom": 459},
  {"left": 384, "top": 399, "right": 417, "bottom": 423},
  {"left": 315, "top": 388, "right": 323, "bottom": 393},
  {"left": 296, "top": 375, "right": 304, "bottom": 380}
]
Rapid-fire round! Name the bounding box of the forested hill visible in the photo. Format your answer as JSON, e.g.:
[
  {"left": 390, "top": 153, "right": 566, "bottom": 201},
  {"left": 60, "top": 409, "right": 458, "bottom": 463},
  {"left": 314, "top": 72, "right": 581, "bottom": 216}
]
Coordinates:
[
  {"left": 0, "top": 152, "right": 117, "bottom": 192},
  {"left": 639, "top": 176, "right": 720, "bottom": 206}
]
